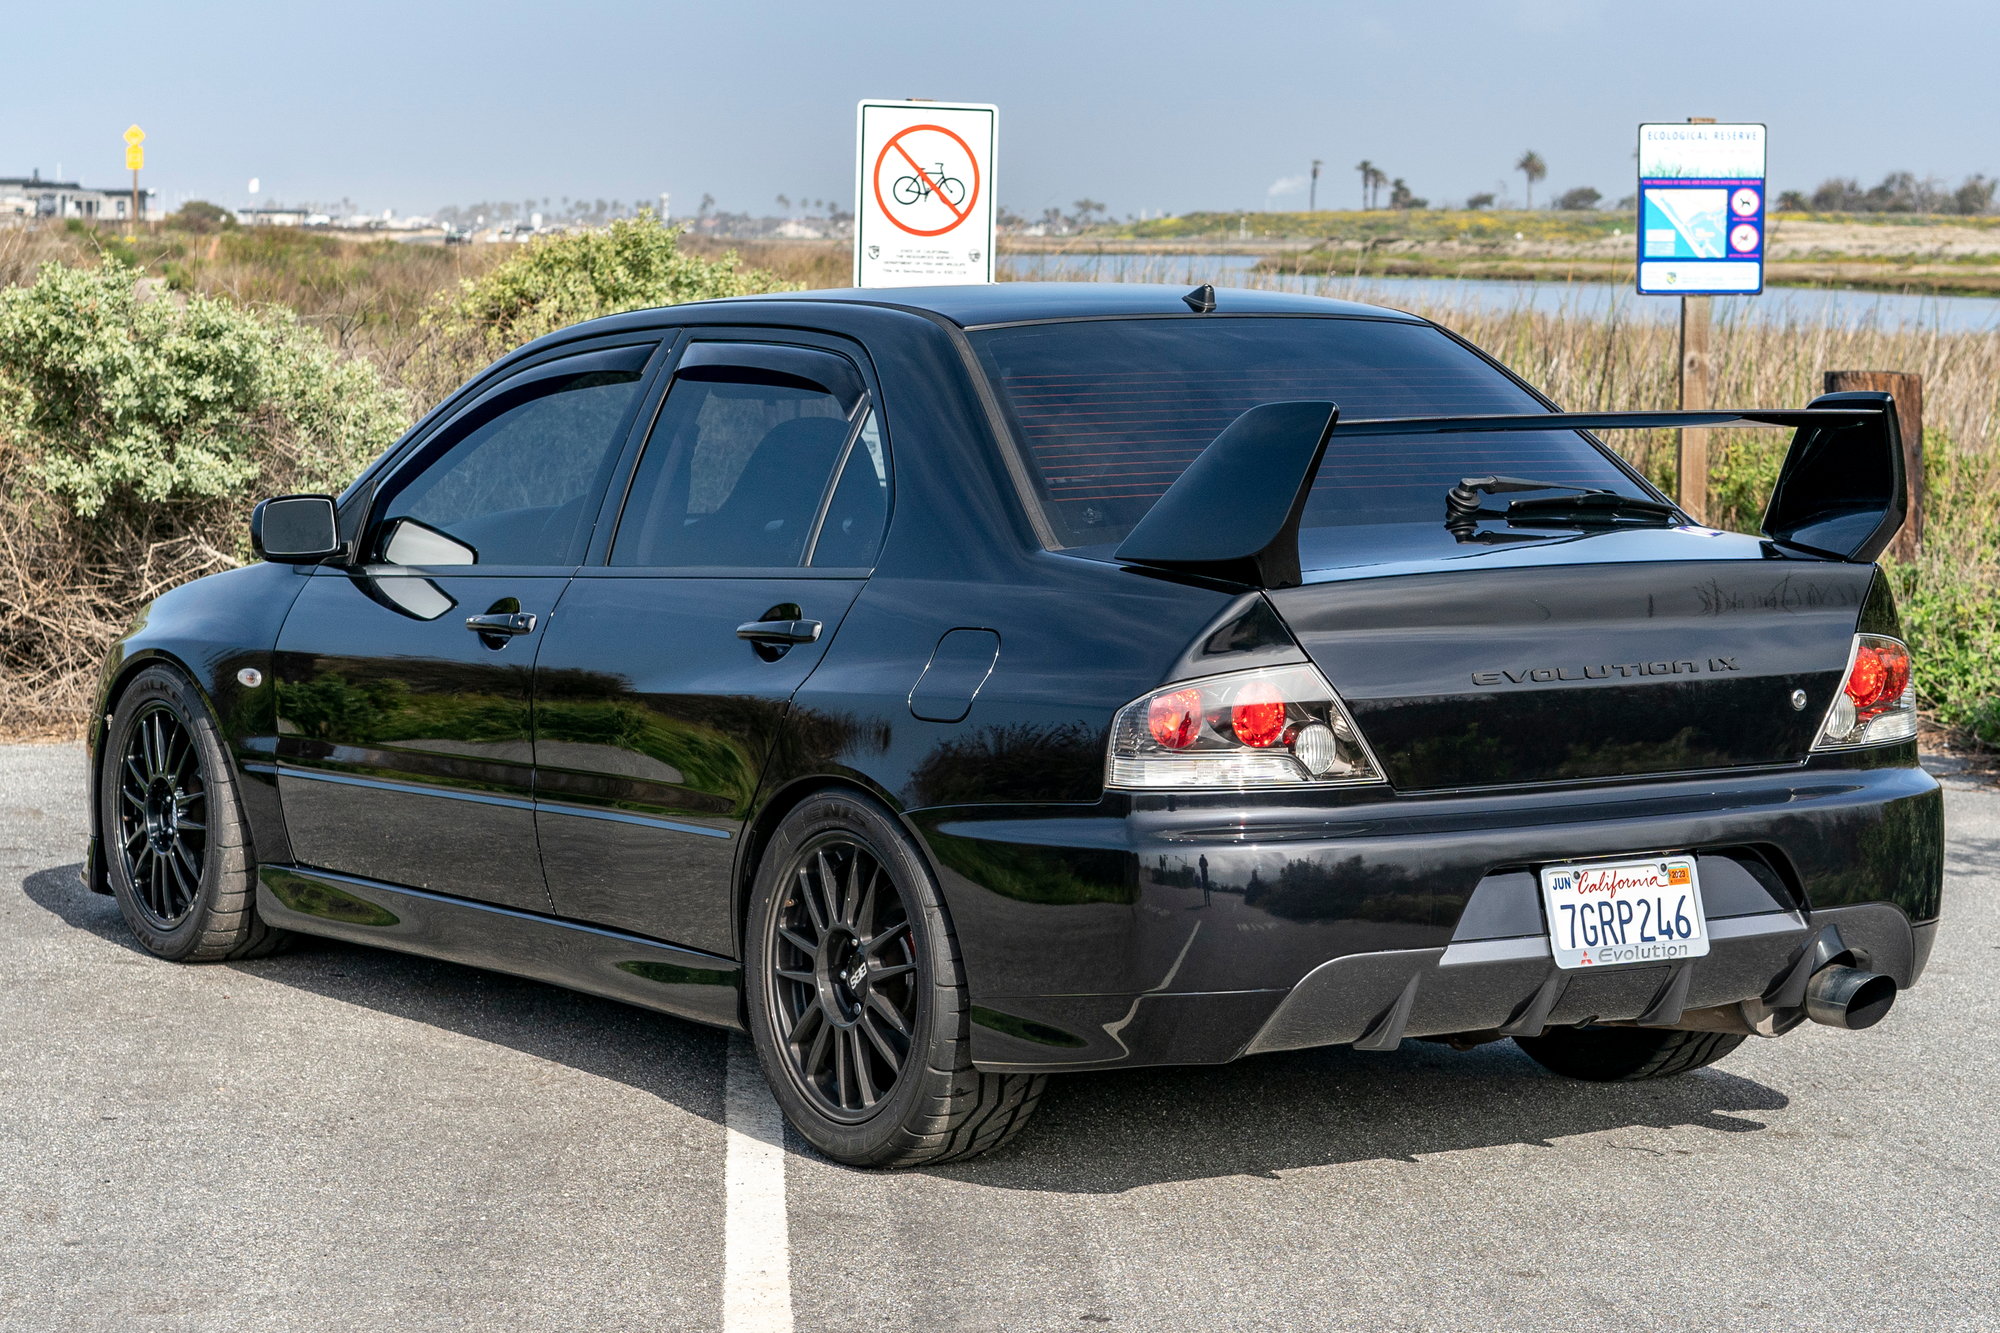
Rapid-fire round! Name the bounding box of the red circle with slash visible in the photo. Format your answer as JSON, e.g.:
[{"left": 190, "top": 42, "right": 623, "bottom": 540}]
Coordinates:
[{"left": 872, "top": 124, "right": 981, "bottom": 237}]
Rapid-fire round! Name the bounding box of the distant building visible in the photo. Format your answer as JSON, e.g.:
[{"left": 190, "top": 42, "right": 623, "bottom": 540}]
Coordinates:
[
  {"left": 0, "top": 170, "right": 150, "bottom": 221},
  {"left": 236, "top": 207, "right": 312, "bottom": 227}
]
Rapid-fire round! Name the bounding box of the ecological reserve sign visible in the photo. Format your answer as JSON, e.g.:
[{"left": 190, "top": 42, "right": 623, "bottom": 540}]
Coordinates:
[
  {"left": 1636, "top": 123, "right": 1767, "bottom": 296},
  {"left": 854, "top": 100, "right": 997, "bottom": 287}
]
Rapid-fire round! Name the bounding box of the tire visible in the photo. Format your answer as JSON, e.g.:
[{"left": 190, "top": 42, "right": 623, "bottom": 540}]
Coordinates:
[
  {"left": 744, "top": 791, "right": 1045, "bottom": 1168},
  {"left": 1515, "top": 1026, "right": 1747, "bottom": 1082},
  {"left": 100, "top": 665, "right": 290, "bottom": 962}
]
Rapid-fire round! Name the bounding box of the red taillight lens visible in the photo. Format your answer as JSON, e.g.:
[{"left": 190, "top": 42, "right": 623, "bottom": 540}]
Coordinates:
[
  {"left": 1813, "top": 633, "right": 1917, "bottom": 750},
  {"left": 1229, "top": 679, "right": 1288, "bottom": 748},
  {"left": 1844, "top": 640, "right": 1910, "bottom": 710},
  {"left": 1147, "top": 687, "right": 1203, "bottom": 750},
  {"left": 1110, "top": 664, "right": 1384, "bottom": 789}
]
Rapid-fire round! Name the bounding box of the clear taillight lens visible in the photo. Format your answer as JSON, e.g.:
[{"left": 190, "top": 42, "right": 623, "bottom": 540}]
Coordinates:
[
  {"left": 1108, "top": 664, "right": 1385, "bottom": 789},
  {"left": 1813, "top": 634, "right": 1916, "bottom": 749}
]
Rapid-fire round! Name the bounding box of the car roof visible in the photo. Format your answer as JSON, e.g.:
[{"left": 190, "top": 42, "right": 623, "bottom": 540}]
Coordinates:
[{"left": 705, "top": 281, "right": 1427, "bottom": 329}]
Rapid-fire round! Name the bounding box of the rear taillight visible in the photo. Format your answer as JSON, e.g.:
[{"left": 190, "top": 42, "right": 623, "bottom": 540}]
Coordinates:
[
  {"left": 1812, "top": 634, "right": 1917, "bottom": 749},
  {"left": 1108, "top": 664, "right": 1384, "bottom": 789}
]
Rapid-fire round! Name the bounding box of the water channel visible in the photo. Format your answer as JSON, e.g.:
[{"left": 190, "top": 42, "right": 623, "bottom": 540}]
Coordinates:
[{"left": 998, "top": 250, "right": 2000, "bottom": 333}]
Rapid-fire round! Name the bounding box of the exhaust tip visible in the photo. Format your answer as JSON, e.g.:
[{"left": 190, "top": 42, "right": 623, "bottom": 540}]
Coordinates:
[{"left": 1804, "top": 965, "right": 1897, "bottom": 1031}]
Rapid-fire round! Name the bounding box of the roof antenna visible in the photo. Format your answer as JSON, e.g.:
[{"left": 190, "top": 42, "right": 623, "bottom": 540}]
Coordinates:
[{"left": 1182, "top": 283, "right": 1217, "bottom": 313}]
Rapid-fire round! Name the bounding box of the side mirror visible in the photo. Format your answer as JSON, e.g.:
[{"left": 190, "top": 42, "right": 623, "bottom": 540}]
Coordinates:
[{"left": 250, "top": 494, "right": 342, "bottom": 564}]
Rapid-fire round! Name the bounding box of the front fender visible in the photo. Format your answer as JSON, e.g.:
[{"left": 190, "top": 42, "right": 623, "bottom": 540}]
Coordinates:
[{"left": 85, "top": 561, "right": 315, "bottom": 891}]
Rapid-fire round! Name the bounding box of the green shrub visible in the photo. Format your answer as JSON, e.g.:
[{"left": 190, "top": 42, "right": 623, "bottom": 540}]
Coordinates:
[
  {"left": 1885, "top": 429, "right": 2000, "bottom": 746},
  {"left": 1706, "top": 429, "right": 1788, "bottom": 534},
  {"left": 0, "top": 258, "right": 409, "bottom": 734},
  {"left": 0, "top": 258, "right": 407, "bottom": 519},
  {"left": 1891, "top": 554, "right": 2000, "bottom": 745},
  {"left": 438, "top": 211, "right": 794, "bottom": 359},
  {"left": 165, "top": 199, "right": 235, "bottom": 233}
]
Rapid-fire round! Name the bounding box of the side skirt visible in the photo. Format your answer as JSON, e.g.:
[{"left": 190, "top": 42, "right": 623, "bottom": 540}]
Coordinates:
[{"left": 256, "top": 864, "right": 743, "bottom": 1032}]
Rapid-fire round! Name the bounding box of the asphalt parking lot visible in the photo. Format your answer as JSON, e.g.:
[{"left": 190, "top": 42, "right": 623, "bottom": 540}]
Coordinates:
[{"left": 4, "top": 743, "right": 1997, "bottom": 1332}]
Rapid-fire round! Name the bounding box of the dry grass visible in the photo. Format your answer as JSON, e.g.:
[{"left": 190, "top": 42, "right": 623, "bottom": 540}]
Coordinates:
[
  {"left": 1416, "top": 296, "right": 2000, "bottom": 514},
  {"left": 0, "top": 499, "right": 238, "bottom": 739},
  {"left": 679, "top": 236, "right": 852, "bottom": 288}
]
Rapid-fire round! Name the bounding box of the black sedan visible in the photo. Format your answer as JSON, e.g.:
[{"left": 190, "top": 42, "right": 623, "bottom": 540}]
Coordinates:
[{"left": 86, "top": 283, "right": 1943, "bottom": 1167}]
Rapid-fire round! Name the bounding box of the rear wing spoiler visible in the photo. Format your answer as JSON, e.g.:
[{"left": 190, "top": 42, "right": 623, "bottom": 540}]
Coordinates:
[{"left": 1113, "top": 391, "right": 1905, "bottom": 588}]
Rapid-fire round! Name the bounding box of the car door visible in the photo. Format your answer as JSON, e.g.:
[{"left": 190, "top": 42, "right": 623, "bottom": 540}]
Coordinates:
[
  {"left": 272, "top": 338, "right": 662, "bottom": 910},
  {"left": 533, "top": 337, "right": 891, "bottom": 954}
]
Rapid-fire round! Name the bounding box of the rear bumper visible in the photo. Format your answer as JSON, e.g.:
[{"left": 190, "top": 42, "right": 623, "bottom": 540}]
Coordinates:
[
  {"left": 1244, "top": 902, "right": 1928, "bottom": 1056},
  {"left": 912, "top": 760, "right": 1943, "bottom": 1072}
]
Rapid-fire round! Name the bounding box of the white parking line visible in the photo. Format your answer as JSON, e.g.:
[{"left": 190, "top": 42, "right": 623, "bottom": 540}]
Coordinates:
[{"left": 723, "top": 1033, "right": 794, "bottom": 1333}]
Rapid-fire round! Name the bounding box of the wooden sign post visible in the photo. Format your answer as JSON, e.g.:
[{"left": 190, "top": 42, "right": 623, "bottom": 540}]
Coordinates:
[
  {"left": 1826, "top": 369, "right": 1924, "bottom": 561},
  {"left": 1673, "top": 116, "right": 1717, "bottom": 523},
  {"left": 1677, "top": 293, "right": 1712, "bottom": 521}
]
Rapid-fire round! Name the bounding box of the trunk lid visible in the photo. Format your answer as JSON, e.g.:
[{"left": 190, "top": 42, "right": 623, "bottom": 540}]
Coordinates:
[{"left": 1268, "top": 539, "right": 1874, "bottom": 791}]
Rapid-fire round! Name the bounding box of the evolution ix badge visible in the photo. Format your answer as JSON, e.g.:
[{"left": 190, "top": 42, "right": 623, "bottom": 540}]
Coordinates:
[{"left": 1471, "top": 657, "right": 1742, "bottom": 686}]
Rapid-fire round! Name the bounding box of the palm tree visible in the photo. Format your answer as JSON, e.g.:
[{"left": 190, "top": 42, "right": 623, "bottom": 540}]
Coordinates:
[
  {"left": 1516, "top": 151, "right": 1547, "bottom": 209},
  {"left": 1356, "top": 160, "right": 1375, "bottom": 210}
]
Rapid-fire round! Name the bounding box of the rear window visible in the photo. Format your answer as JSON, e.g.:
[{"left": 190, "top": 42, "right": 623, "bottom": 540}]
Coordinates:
[{"left": 970, "top": 316, "right": 1650, "bottom": 555}]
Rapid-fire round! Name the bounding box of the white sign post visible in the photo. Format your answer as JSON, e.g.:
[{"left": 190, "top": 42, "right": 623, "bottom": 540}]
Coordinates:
[{"left": 854, "top": 100, "right": 996, "bottom": 287}]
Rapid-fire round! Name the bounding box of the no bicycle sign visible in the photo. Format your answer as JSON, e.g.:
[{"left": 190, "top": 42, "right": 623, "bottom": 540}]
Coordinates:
[{"left": 855, "top": 100, "right": 996, "bottom": 287}]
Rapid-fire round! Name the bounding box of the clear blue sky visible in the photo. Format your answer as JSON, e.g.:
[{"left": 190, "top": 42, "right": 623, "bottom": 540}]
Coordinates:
[{"left": 8, "top": 0, "right": 1995, "bottom": 217}]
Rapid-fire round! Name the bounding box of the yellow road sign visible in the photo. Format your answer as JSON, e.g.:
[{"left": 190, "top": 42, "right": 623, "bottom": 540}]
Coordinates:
[
  {"left": 124, "top": 124, "right": 145, "bottom": 146},
  {"left": 126, "top": 145, "right": 145, "bottom": 170}
]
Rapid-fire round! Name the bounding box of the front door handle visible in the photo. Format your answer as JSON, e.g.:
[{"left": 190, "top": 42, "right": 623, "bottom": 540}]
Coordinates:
[
  {"left": 465, "top": 611, "right": 537, "bottom": 637},
  {"left": 736, "top": 618, "right": 821, "bottom": 646}
]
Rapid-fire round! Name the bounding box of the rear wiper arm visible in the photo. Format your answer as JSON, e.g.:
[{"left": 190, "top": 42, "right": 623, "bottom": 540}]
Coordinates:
[
  {"left": 1504, "top": 492, "right": 1681, "bottom": 525},
  {"left": 1446, "top": 475, "right": 1680, "bottom": 537}
]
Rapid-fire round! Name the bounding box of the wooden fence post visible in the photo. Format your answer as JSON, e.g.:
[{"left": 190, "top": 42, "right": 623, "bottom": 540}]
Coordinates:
[
  {"left": 1824, "top": 370, "right": 1923, "bottom": 561},
  {"left": 1676, "top": 295, "right": 1713, "bottom": 521}
]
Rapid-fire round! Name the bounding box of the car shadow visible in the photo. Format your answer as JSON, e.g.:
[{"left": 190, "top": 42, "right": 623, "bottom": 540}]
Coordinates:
[
  {"left": 20, "top": 862, "right": 730, "bottom": 1127},
  {"left": 25, "top": 861, "right": 1788, "bottom": 1188},
  {"left": 942, "top": 1039, "right": 1788, "bottom": 1193}
]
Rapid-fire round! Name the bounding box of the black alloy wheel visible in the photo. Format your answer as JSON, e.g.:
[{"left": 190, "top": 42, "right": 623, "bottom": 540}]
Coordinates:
[
  {"left": 114, "top": 703, "right": 209, "bottom": 928},
  {"left": 744, "top": 792, "right": 1046, "bottom": 1168},
  {"left": 100, "top": 665, "right": 289, "bottom": 963},
  {"left": 767, "top": 836, "right": 920, "bottom": 1120}
]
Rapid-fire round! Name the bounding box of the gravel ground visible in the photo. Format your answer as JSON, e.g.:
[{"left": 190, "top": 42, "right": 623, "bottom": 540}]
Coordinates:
[{"left": 3, "top": 743, "right": 1996, "bottom": 1332}]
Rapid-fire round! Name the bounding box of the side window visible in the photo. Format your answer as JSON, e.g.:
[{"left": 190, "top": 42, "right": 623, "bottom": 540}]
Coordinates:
[
  {"left": 809, "top": 412, "right": 888, "bottom": 567},
  {"left": 610, "top": 344, "right": 869, "bottom": 569},
  {"left": 373, "top": 345, "right": 652, "bottom": 567}
]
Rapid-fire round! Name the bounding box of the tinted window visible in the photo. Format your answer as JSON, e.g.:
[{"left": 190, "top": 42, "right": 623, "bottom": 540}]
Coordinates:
[
  {"left": 809, "top": 412, "right": 889, "bottom": 567},
  {"left": 612, "top": 352, "right": 866, "bottom": 568},
  {"left": 971, "top": 317, "right": 1648, "bottom": 551},
  {"left": 376, "top": 347, "right": 650, "bottom": 566}
]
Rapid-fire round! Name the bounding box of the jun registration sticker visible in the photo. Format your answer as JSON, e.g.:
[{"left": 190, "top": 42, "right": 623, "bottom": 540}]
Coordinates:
[{"left": 1539, "top": 855, "right": 1710, "bottom": 970}]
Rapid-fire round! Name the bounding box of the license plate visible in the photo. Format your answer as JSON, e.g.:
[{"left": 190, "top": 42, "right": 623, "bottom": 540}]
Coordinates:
[{"left": 1539, "top": 855, "right": 1709, "bottom": 970}]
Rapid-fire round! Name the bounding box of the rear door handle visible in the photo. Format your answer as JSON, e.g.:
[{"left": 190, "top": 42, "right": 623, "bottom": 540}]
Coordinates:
[
  {"left": 736, "top": 618, "right": 821, "bottom": 645},
  {"left": 465, "top": 611, "right": 537, "bottom": 637}
]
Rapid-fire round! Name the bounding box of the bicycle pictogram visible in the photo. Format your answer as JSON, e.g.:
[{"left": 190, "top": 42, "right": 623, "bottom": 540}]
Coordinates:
[{"left": 891, "top": 163, "right": 967, "bottom": 208}]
